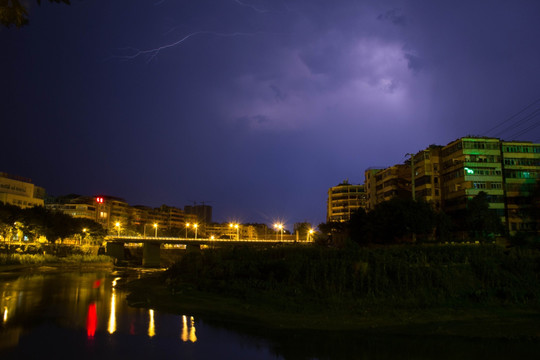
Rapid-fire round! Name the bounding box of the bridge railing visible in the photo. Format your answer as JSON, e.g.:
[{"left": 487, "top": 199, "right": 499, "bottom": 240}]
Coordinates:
[{"left": 104, "top": 235, "right": 312, "bottom": 243}]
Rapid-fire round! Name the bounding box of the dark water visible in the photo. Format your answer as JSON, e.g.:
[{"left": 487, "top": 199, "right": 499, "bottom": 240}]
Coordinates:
[{"left": 0, "top": 269, "right": 539, "bottom": 360}]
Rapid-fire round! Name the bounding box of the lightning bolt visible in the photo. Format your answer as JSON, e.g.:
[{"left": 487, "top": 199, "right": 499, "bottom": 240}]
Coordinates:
[{"left": 113, "top": 31, "right": 258, "bottom": 62}]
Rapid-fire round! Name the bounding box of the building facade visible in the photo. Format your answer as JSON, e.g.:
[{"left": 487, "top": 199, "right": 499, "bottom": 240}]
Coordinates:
[
  {"left": 501, "top": 141, "right": 540, "bottom": 233},
  {"left": 0, "top": 172, "right": 45, "bottom": 209},
  {"left": 360, "top": 137, "right": 540, "bottom": 235},
  {"left": 411, "top": 146, "right": 443, "bottom": 210},
  {"left": 364, "top": 165, "right": 410, "bottom": 211},
  {"left": 326, "top": 180, "right": 366, "bottom": 222},
  {"left": 440, "top": 137, "right": 506, "bottom": 224}
]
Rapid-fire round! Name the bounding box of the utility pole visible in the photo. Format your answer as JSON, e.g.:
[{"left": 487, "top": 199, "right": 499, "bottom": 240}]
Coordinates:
[
  {"left": 406, "top": 152, "right": 417, "bottom": 243},
  {"left": 406, "top": 153, "right": 416, "bottom": 201}
]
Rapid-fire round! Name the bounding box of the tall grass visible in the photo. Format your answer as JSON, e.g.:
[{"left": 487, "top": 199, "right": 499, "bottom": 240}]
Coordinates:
[
  {"left": 165, "top": 244, "right": 540, "bottom": 309},
  {"left": 0, "top": 253, "right": 112, "bottom": 266}
]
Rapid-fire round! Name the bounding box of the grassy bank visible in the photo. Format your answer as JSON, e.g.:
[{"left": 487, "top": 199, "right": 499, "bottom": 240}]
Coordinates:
[
  {"left": 0, "top": 253, "right": 114, "bottom": 270},
  {"left": 126, "top": 244, "right": 540, "bottom": 336}
]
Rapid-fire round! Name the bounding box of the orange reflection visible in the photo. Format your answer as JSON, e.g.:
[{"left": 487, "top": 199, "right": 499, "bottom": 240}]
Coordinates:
[
  {"left": 108, "top": 292, "right": 117, "bottom": 334},
  {"left": 181, "top": 315, "right": 188, "bottom": 342},
  {"left": 148, "top": 309, "right": 155, "bottom": 337},
  {"left": 189, "top": 316, "right": 197, "bottom": 342},
  {"left": 87, "top": 302, "right": 97, "bottom": 338},
  {"left": 181, "top": 315, "right": 197, "bottom": 343}
]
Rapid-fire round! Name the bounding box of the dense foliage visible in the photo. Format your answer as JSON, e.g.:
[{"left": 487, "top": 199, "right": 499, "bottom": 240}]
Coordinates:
[
  {"left": 320, "top": 192, "right": 508, "bottom": 246},
  {"left": 0, "top": 0, "right": 70, "bottom": 28},
  {"left": 164, "top": 244, "right": 540, "bottom": 309},
  {"left": 0, "top": 203, "right": 105, "bottom": 243},
  {"left": 0, "top": 252, "right": 112, "bottom": 265}
]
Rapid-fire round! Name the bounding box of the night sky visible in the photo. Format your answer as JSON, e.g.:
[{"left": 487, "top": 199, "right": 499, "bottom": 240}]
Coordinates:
[{"left": 2, "top": 0, "right": 540, "bottom": 227}]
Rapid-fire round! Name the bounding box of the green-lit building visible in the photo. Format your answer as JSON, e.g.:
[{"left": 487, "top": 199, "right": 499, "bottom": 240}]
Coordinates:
[
  {"left": 440, "top": 137, "right": 505, "bottom": 222},
  {"left": 501, "top": 141, "right": 540, "bottom": 233},
  {"left": 361, "top": 136, "right": 540, "bottom": 235}
]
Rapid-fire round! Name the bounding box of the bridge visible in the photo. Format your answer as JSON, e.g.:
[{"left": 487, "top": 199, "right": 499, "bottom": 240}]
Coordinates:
[{"left": 104, "top": 236, "right": 312, "bottom": 267}]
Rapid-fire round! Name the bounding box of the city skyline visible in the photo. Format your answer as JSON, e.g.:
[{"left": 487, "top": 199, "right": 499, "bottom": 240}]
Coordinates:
[{"left": 2, "top": 0, "right": 540, "bottom": 225}]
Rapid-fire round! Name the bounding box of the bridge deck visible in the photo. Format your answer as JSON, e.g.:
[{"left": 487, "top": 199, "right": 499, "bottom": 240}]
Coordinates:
[{"left": 105, "top": 236, "right": 310, "bottom": 246}]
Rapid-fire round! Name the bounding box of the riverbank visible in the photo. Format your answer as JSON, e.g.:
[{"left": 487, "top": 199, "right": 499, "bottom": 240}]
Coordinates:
[
  {"left": 125, "top": 244, "right": 540, "bottom": 339},
  {"left": 125, "top": 272, "right": 540, "bottom": 339},
  {"left": 0, "top": 253, "right": 114, "bottom": 273}
]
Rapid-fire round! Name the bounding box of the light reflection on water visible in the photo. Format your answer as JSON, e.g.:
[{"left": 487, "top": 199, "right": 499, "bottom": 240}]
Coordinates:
[
  {"left": 1, "top": 269, "right": 539, "bottom": 359},
  {"left": 0, "top": 270, "right": 278, "bottom": 359}
]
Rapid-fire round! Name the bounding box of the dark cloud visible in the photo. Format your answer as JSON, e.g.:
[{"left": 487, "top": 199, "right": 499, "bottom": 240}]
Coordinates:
[
  {"left": 2, "top": 0, "right": 540, "bottom": 225},
  {"left": 269, "top": 84, "right": 286, "bottom": 102},
  {"left": 403, "top": 51, "right": 424, "bottom": 73},
  {"left": 377, "top": 8, "right": 407, "bottom": 26}
]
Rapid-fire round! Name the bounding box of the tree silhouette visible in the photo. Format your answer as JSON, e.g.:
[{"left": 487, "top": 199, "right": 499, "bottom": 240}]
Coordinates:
[
  {"left": 466, "top": 191, "right": 504, "bottom": 240},
  {"left": 0, "top": 0, "right": 70, "bottom": 28}
]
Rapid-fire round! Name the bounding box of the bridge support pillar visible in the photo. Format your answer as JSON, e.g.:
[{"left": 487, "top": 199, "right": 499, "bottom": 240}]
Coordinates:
[
  {"left": 106, "top": 242, "right": 125, "bottom": 262},
  {"left": 186, "top": 244, "right": 201, "bottom": 252},
  {"left": 143, "top": 242, "right": 161, "bottom": 267}
]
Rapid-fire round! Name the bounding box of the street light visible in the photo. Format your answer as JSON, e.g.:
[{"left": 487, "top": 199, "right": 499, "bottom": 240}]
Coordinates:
[
  {"left": 153, "top": 223, "right": 158, "bottom": 238},
  {"left": 229, "top": 223, "right": 240, "bottom": 240},
  {"left": 185, "top": 223, "right": 190, "bottom": 238},
  {"left": 308, "top": 229, "right": 314, "bottom": 242},
  {"left": 193, "top": 224, "right": 198, "bottom": 239},
  {"left": 82, "top": 228, "right": 88, "bottom": 246},
  {"left": 115, "top": 222, "right": 121, "bottom": 236},
  {"left": 274, "top": 223, "right": 283, "bottom": 241}
]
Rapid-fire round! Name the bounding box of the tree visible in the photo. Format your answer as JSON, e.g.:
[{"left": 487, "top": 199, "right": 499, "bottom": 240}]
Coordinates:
[
  {"left": 0, "top": 0, "right": 70, "bottom": 28},
  {"left": 347, "top": 208, "right": 369, "bottom": 244},
  {"left": 316, "top": 221, "right": 347, "bottom": 247},
  {"left": 360, "top": 198, "right": 437, "bottom": 244},
  {"left": 0, "top": 203, "right": 105, "bottom": 243},
  {"left": 466, "top": 191, "right": 504, "bottom": 240}
]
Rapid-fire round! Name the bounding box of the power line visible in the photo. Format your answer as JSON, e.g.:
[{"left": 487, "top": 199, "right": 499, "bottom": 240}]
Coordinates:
[
  {"left": 484, "top": 96, "right": 540, "bottom": 136},
  {"left": 492, "top": 107, "right": 540, "bottom": 138},
  {"left": 507, "top": 118, "right": 540, "bottom": 139}
]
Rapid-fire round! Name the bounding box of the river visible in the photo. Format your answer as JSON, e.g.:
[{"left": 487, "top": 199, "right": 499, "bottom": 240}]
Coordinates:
[{"left": 0, "top": 268, "right": 538, "bottom": 359}]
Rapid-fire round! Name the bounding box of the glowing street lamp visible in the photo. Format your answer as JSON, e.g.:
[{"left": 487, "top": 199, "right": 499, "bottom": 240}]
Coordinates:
[
  {"left": 153, "top": 223, "right": 158, "bottom": 238},
  {"left": 274, "top": 223, "right": 283, "bottom": 241},
  {"left": 82, "top": 228, "right": 88, "bottom": 246},
  {"left": 114, "top": 222, "right": 121, "bottom": 236},
  {"left": 308, "top": 229, "right": 314, "bottom": 242},
  {"left": 229, "top": 223, "right": 240, "bottom": 240},
  {"left": 193, "top": 224, "right": 198, "bottom": 239},
  {"left": 185, "top": 223, "right": 190, "bottom": 238}
]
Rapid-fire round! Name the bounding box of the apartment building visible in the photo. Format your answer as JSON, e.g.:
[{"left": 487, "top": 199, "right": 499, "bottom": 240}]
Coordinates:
[
  {"left": 501, "top": 141, "right": 540, "bottom": 233},
  {"left": 411, "top": 146, "right": 443, "bottom": 210},
  {"left": 46, "top": 195, "right": 97, "bottom": 219},
  {"left": 364, "top": 165, "right": 410, "bottom": 211},
  {"left": 440, "top": 137, "right": 506, "bottom": 225},
  {"left": 326, "top": 180, "right": 366, "bottom": 222},
  {"left": 359, "top": 137, "right": 540, "bottom": 235},
  {"left": 0, "top": 172, "right": 45, "bottom": 209},
  {"left": 184, "top": 204, "right": 212, "bottom": 224}
]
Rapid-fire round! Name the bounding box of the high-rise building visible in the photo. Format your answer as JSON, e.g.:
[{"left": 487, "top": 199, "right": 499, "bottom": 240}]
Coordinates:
[
  {"left": 360, "top": 137, "right": 540, "bottom": 235},
  {"left": 501, "top": 141, "right": 540, "bottom": 233},
  {"left": 46, "top": 195, "right": 96, "bottom": 219},
  {"left": 184, "top": 204, "right": 212, "bottom": 224},
  {"left": 326, "top": 180, "right": 366, "bottom": 222},
  {"left": 410, "top": 145, "right": 443, "bottom": 210},
  {"left": 0, "top": 172, "right": 45, "bottom": 209},
  {"left": 440, "top": 137, "right": 505, "bottom": 223},
  {"left": 363, "top": 165, "right": 410, "bottom": 211}
]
